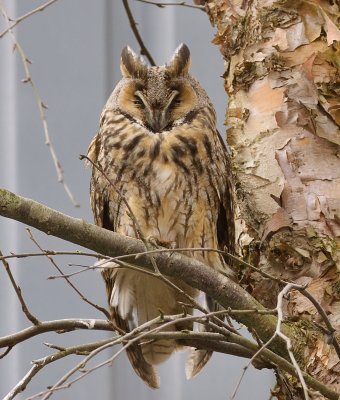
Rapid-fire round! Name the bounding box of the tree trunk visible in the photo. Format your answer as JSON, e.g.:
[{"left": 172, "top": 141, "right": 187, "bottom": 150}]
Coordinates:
[{"left": 205, "top": 0, "right": 340, "bottom": 398}]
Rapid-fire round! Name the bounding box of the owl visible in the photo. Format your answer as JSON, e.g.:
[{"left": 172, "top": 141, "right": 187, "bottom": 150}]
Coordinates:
[{"left": 87, "top": 44, "right": 235, "bottom": 388}]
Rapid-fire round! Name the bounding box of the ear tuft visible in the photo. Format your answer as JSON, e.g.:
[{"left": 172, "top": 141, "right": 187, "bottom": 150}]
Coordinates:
[
  {"left": 167, "top": 43, "right": 191, "bottom": 76},
  {"left": 120, "top": 46, "right": 147, "bottom": 79}
]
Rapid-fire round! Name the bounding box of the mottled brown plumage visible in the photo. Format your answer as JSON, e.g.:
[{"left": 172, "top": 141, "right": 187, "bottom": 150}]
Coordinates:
[{"left": 88, "top": 44, "right": 235, "bottom": 388}]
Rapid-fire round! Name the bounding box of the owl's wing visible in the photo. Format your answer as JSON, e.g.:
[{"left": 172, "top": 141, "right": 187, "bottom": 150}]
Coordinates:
[
  {"left": 87, "top": 133, "right": 160, "bottom": 389},
  {"left": 87, "top": 133, "right": 112, "bottom": 229},
  {"left": 216, "top": 129, "right": 235, "bottom": 261},
  {"left": 186, "top": 129, "right": 236, "bottom": 380},
  {"left": 102, "top": 268, "right": 160, "bottom": 389}
]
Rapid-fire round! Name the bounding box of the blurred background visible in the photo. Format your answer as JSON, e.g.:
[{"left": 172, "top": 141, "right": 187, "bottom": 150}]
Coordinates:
[{"left": 0, "top": 1, "right": 273, "bottom": 398}]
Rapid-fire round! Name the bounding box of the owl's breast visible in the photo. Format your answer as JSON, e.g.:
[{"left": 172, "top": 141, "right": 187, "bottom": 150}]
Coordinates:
[
  {"left": 96, "top": 116, "right": 226, "bottom": 269},
  {"left": 153, "top": 162, "right": 174, "bottom": 192},
  {"left": 123, "top": 154, "right": 185, "bottom": 241},
  {"left": 117, "top": 132, "right": 214, "bottom": 246},
  {"left": 151, "top": 159, "right": 185, "bottom": 238}
]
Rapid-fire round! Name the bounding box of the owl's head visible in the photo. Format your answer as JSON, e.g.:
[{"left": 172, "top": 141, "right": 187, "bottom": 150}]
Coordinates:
[{"left": 109, "top": 44, "right": 211, "bottom": 133}]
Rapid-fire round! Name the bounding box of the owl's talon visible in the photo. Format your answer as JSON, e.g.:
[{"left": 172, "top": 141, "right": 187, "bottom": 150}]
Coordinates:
[
  {"left": 146, "top": 235, "right": 160, "bottom": 248},
  {"left": 148, "top": 237, "right": 177, "bottom": 250}
]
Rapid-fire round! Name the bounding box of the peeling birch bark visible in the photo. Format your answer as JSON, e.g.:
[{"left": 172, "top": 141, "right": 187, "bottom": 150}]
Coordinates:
[{"left": 205, "top": 0, "right": 340, "bottom": 398}]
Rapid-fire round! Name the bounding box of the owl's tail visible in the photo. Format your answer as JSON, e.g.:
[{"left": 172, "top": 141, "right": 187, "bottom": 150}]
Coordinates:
[
  {"left": 107, "top": 268, "right": 193, "bottom": 388},
  {"left": 186, "top": 348, "right": 212, "bottom": 380},
  {"left": 135, "top": 277, "right": 178, "bottom": 367},
  {"left": 126, "top": 350, "right": 160, "bottom": 388},
  {"left": 122, "top": 301, "right": 178, "bottom": 389},
  {"left": 185, "top": 309, "right": 213, "bottom": 381},
  {"left": 115, "top": 312, "right": 161, "bottom": 389},
  {"left": 185, "top": 294, "right": 222, "bottom": 379}
]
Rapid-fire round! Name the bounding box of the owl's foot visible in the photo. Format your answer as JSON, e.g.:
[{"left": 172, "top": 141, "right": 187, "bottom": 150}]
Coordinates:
[{"left": 147, "top": 236, "right": 177, "bottom": 249}]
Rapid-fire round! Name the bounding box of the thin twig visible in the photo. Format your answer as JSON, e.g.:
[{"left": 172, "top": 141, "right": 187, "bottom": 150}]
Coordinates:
[
  {"left": 97, "top": 255, "right": 239, "bottom": 336},
  {"left": 122, "top": 0, "right": 156, "bottom": 65},
  {"left": 97, "top": 257, "right": 239, "bottom": 338},
  {"left": 0, "top": 0, "right": 58, "bottom": 39},
  {"left": 0, "top": 2, "right": 79, "bottom": 206},
  {"left": 0, "top": 309, "right": 273, "bottom": 351},
  {"left": 3, "top": 246, "right": 338, "bottom": 358},
  {"left": 0, "top": 347, "right": 12, "bottom": 359},
  {"left": 135, "top": 0, "right": 204, "bottom": 10},
  {"left": 0, "top": 234, "right": 287, "bottom": 285},
  {"left": 298, "top": 287, "right": 340, "bottom": 360},
  {"left": 81, "top": 154, "right": 161, "bottom": 274},
  {"left": 230, "top": 283, "right": 310, "bottom": 400},
  {"left": 0, "top": 318, "right": 112, "bottom": 349},
  {"left": 32, "top": 310, "right": 340, "bottom": 400},
  {"left": 275, "top": 284, "right": 310, "bottom": 400},
  {"left": 1, "top": 190, "right": 339, "bottom": 400},
  {"left": 0, "top": 250, "right": 107, "bottom": 262},
  {"left": 26, "top": 228, "right": 110, "bottom": 319},
  {"left": 3, "top": 336, "right": 115, "bottom": 400},
  {"left": 0, "top": 250, "right": 40, "bottom": 325},
  {"left": 48, "top": 266, "right": 95, "bottom": 279},
  {"left": 1, "top": 309, "right": 338, "bottom": 400},
  {"left": 110, "top": 245, "right": 292, "bottom": 284},
  {"left": 38, "top": 314, "right": 169, "bottom": 400},
  {"left": 38, "top": 312, "right": 237, "bottom": 399},
  {"left": 7, "top": 330, "right": 250, "bottom": 400}
]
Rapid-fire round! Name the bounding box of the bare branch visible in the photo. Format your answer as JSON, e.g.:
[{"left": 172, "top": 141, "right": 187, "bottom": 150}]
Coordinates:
[
  {"left": 0, "top": 250, "right": 40, "bottom": 325},
  {"left": 0, "top": 319, "right": 112, "bottom": 349},
  {"left": 298, "top": 287, "right": 340, "bottom": 360},
  {"left": 0, "top": 188, "right": 299, "bottom": 348},
  {"left": 0, "top": 189, "right": 339, "bottom": 400},
  {"left": 0, "top": 250, "right": 106, "bottom": 262},
  {"left": 275, "top": 284, "right": 309, "bottom": 400},
  {"left": 135, "top": 0, "right": 205, "bottom": 10},
  {"left": 113, "top": 245, "right": 340, "bottom": 358},
  {"left": 122, "top": 0, "right": 156, "bottom": 65},
  {"left": 4, "top": 336, "right": 115, "bottom": 400},
  {"left": 231, "top": 284, "right": 310, "bottom": 400},
  {"left": 0, "top": 310, "right": 337, "bottom": 399},
  {"left": 0, "top": 244, "right": 295, "bottom": 288},
  {"left": 26, "top": 228, "right": 110, "bottom": 319},
  {"left": 0, "top": 347, "right": 12, "bottom": 359},
  {"left": 30, "top": 312, "right": 340, "bottom": 400},
  {"left": 0, "top": 2, "right": 79, "bottom": 206},
  {"left": 0, "top": 0, "right": 58, "bottom": 39},
  {"left": 32, "top": 313, "right": 262, "bottom": 399},
  {"left": 39, "top": 314, "right": 170, "bottom": 399},
  {"left": 6, "top": 330, "right": 252, "bottom": 400}
]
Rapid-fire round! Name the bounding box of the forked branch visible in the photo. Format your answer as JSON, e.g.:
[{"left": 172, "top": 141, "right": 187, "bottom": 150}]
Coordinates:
[{"left": 0, "top": 188, "right": 339, "bottom": 399}]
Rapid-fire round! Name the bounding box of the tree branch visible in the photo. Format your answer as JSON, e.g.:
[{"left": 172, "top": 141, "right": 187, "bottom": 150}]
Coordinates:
[
  {"left": 26, "top": 228, "right": 110, "bottom": 319},
  {"left": 122, "top": 0, "right": 156, "bottom": 65},
  {"left": 3, "top": 336, "right": 115, "bottom": 400},
  {"left": 0, "top": 3, "right": 78, "bottom": 206},
  {"left": 0, "top": 312, "right": 337, "bottom": 399},
  {"left": 0, "top": 250, "right": 40, "bottom": 325},
  {"left": 0, "top": 0, "right": 58, "bottom": 39},
  {"left": 0, "top": 188, "right": 286, "bottom": 349},
  {"left": 0, "top": 319, "right": 112, "bottom": 348},
  {"left": 135, "top": 0, "right": 205, "bottom": 10},
  {"left": 0, "top": 188, "right": 339, "bottom": 400}
]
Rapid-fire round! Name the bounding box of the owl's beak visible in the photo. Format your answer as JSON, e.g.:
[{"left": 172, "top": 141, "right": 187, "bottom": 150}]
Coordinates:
[{"left": 147, "top": 109, "right": 169, "bottom": 133}]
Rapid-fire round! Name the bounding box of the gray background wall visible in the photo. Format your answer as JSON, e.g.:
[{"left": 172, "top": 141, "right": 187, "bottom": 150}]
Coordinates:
[{"left": 0, "top": 1, "right": 273, "bottom": 399}]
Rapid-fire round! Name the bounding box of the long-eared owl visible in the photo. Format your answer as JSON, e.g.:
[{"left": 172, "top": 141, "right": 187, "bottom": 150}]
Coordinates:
[{"left": 87, "top": 44, "right": 235, "bottom": 388}]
